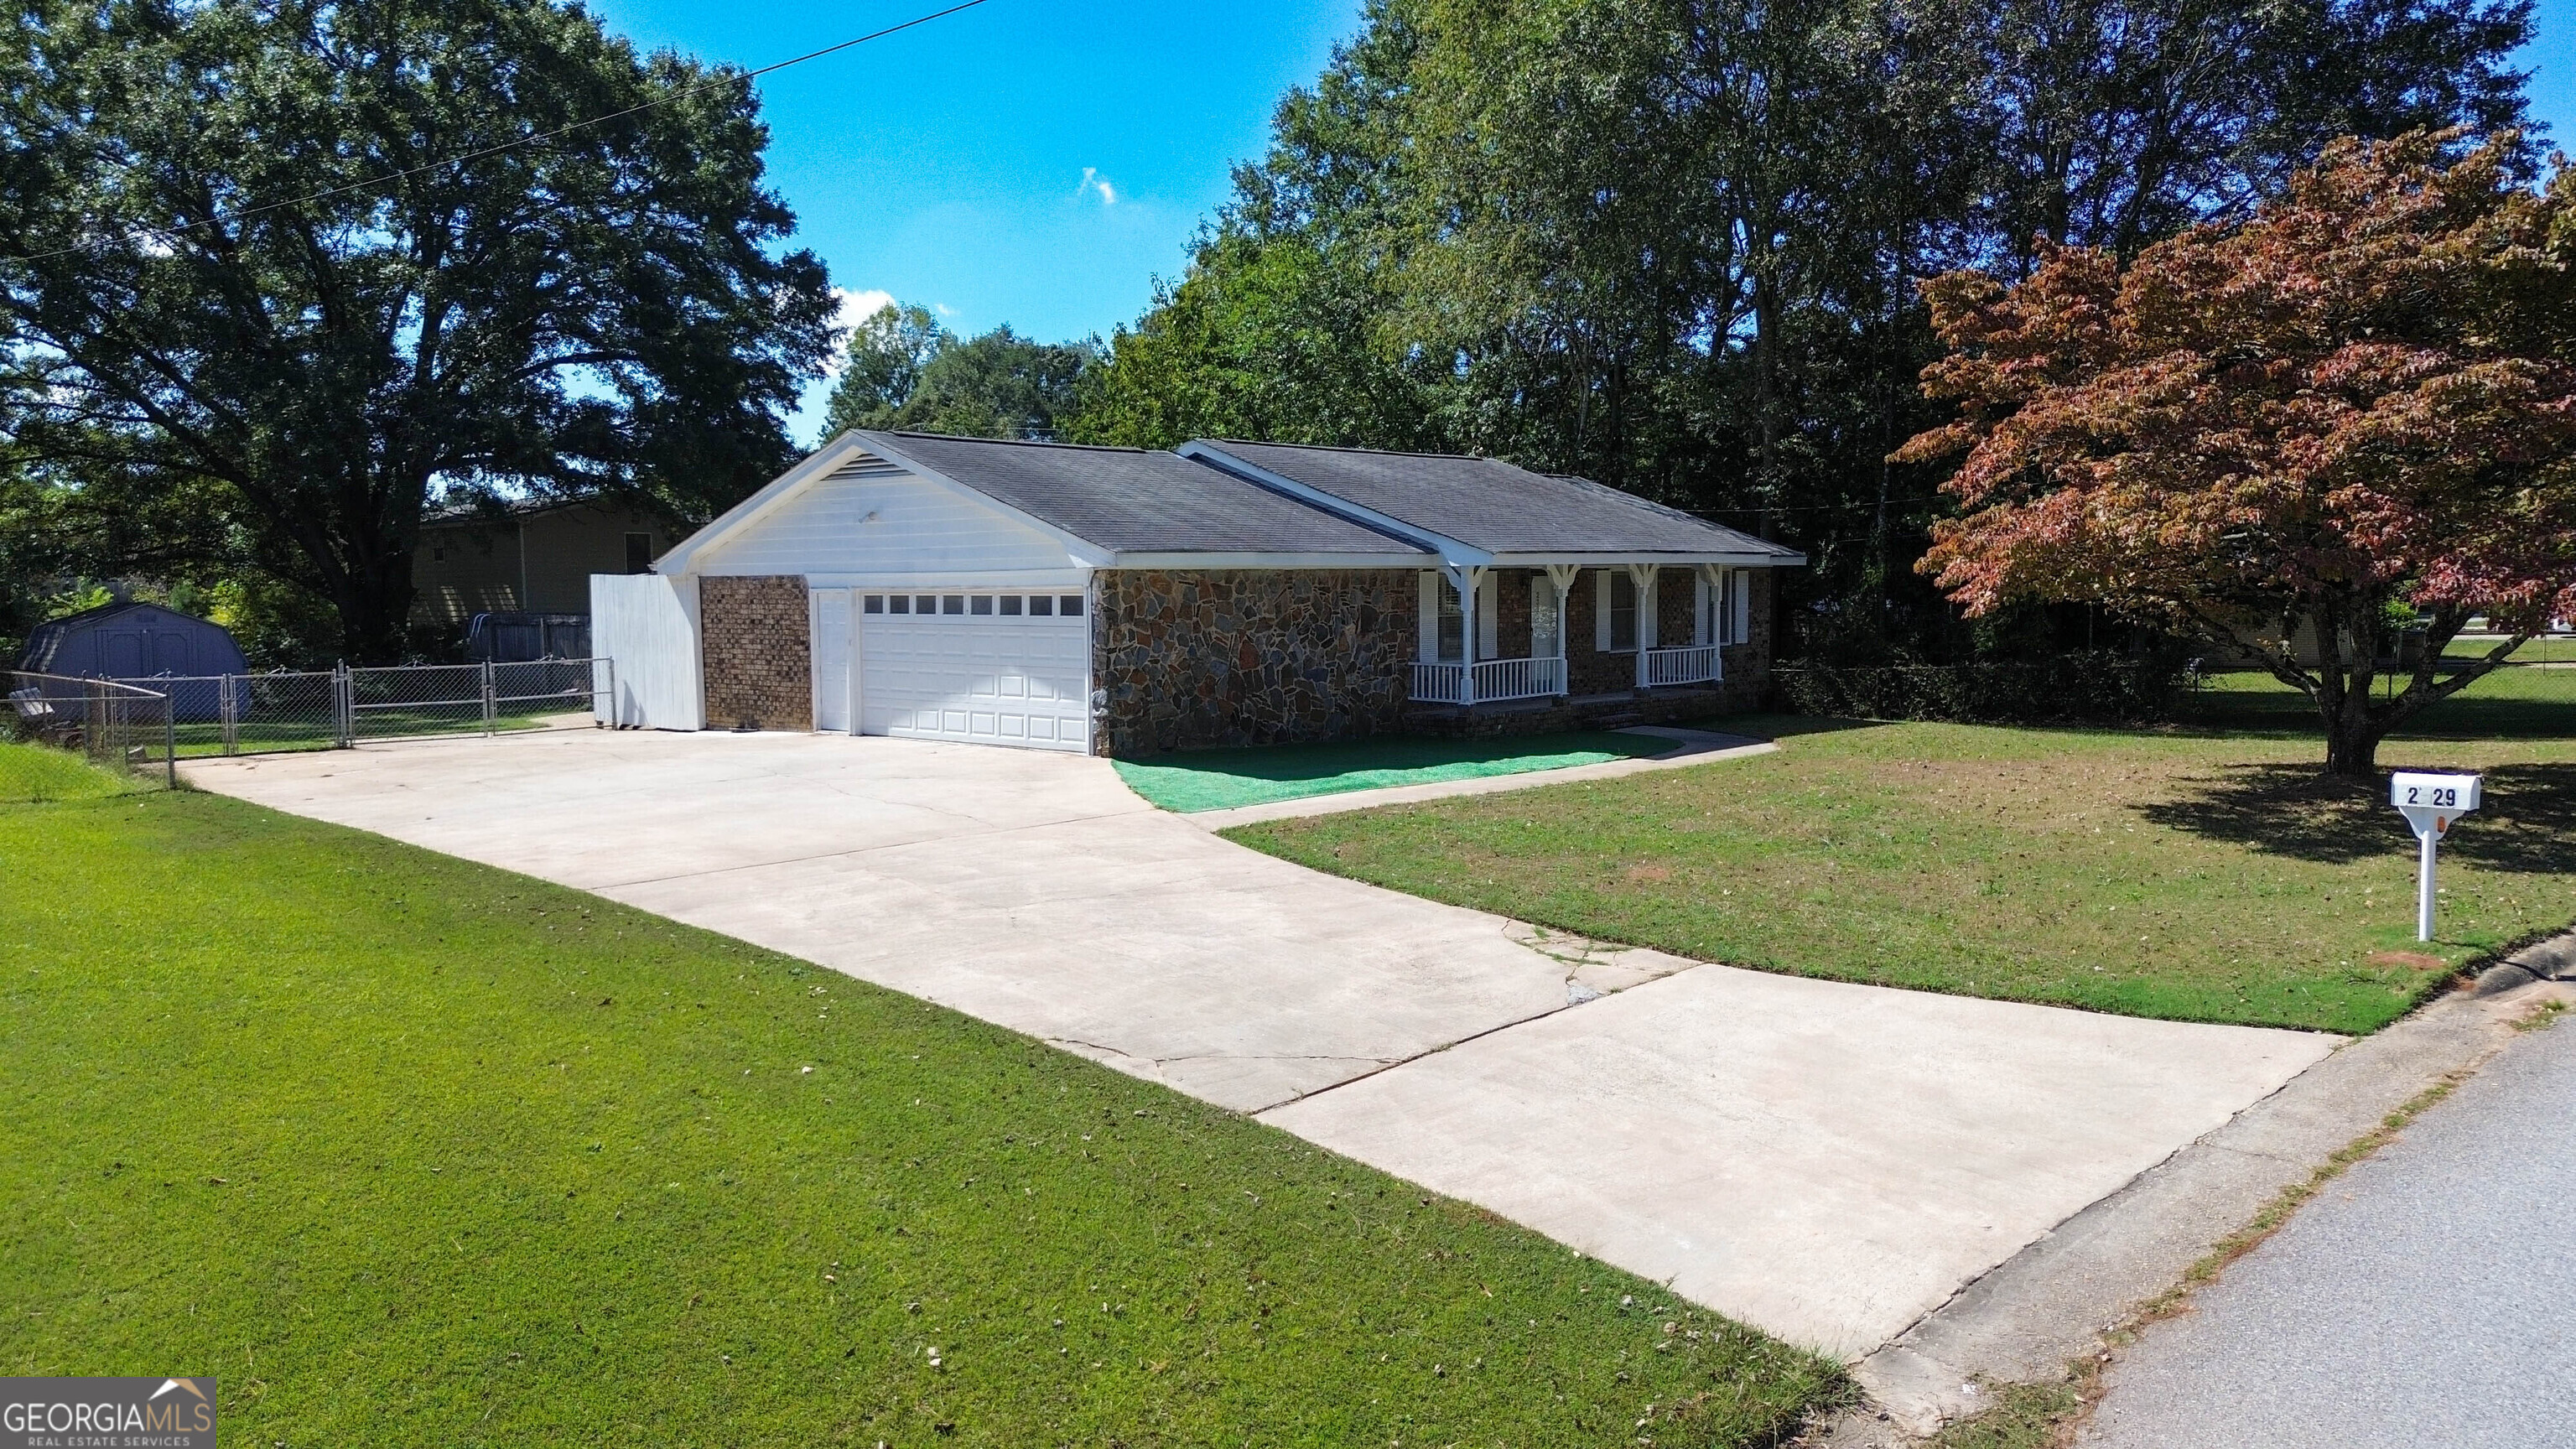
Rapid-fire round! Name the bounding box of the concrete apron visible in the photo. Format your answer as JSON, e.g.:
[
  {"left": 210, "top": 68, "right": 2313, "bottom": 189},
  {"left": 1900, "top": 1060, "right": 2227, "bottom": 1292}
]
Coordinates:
[{"left": 182, "top": 729, "right": 2332, "bottom": 1362}]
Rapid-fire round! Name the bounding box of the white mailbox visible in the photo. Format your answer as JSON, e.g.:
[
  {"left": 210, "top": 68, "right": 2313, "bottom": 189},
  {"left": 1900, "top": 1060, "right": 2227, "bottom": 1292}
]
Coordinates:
[{"left": 2389, "top": 772, "right": 2481, "bottom": 942}]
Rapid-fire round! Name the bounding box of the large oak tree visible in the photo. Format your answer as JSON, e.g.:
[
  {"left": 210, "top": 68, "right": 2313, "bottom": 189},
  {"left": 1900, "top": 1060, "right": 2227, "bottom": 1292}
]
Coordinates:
[
  {"left": 0, "top": 0, "right": 838, "bottom": 659},
  {"left": 1903, "top": 132, "right": 2576, "bottom": 775}
]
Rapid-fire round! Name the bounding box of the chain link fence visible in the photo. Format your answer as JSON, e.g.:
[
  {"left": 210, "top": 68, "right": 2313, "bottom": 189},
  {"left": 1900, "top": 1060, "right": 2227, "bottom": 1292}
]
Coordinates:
[
  {"left": 3, "top": 672, "right": 175, "bottom": 802},
  {"left": 3, "top": 660, "right": 610, "bottom": 802},
  {"left": 89, "top": 659, "right": 614, "bottom": 757}
]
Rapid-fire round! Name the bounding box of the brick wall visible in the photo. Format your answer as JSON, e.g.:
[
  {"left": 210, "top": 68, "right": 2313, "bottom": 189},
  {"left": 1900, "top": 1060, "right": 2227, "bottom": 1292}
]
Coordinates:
[
  {"left": 1093, "top": 569, "right": 1416, "bottom": 756},
  {"left": 700, "top": 574, "right": 811, "bottom": 731},
  {"left": 1716, "top": 567, "right": 1777, "bottom": 712}
]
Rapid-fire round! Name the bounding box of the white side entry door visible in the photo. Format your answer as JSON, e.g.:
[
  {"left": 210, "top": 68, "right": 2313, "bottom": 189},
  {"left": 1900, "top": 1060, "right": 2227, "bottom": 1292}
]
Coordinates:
[{"left": 810, "top": 587, "right": 855, "bottom": 732}]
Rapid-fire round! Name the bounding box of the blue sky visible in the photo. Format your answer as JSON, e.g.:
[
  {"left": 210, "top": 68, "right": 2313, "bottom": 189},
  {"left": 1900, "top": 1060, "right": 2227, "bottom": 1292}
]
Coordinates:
[
  {"left": 583, "top": 0, "right": 2573, "bottom": 444},
  {"left": 581, "top": 0, "right": 1365, "bottom": 440}
]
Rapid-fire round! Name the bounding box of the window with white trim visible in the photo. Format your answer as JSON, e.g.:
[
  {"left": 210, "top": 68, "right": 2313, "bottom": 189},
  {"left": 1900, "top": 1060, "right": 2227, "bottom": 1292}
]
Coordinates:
[
  {"left": 1596, "top": 570, "right": 1639, "bottom": 652},
  {"left": 1530, "top": 573, "right": 1560, "bottom": 657}
]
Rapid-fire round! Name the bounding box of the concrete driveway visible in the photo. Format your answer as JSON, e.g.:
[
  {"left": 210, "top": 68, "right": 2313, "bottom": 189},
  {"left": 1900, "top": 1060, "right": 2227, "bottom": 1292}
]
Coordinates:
[{"left": 185, "top": 729, "right": 2334, "bottom": 1358}]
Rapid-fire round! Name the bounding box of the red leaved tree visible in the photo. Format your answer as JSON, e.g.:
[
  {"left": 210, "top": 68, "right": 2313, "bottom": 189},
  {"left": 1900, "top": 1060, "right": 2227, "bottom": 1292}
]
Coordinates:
[{"left": 1900, "top": 132, "right": 2576, "bottom": 776}]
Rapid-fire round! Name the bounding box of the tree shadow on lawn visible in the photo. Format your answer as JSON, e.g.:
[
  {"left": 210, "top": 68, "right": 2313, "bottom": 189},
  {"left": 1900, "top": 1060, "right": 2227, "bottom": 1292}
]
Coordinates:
[
  {"left": 2134, "top": 761, "right": 2576, "bottom": 870},
  {"left": 1713, "top": 713, "right": 1897, "bottom": 741}
]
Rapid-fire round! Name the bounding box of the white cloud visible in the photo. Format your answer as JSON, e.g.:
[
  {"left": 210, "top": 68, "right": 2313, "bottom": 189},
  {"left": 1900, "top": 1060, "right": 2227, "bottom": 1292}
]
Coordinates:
[
  {"left": 1078, "top": 167, "right": 1117, "bottom": 206},
  {"left": 932, "top": 303, "right": 958, "bottom": 318},
  {"left": 824, "top": 287, "right": 896, "bottom": 367}
]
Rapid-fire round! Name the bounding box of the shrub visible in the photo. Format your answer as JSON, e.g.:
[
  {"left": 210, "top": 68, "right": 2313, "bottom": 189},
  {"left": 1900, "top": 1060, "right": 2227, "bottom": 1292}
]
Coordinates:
[{"left": 1772, "top": 651, "right": 2181, "bottom": 724}]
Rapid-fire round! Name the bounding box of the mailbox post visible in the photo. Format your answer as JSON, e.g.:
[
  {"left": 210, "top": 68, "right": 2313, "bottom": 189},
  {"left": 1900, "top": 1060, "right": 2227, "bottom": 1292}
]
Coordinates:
[{"left": 2390, "top": 771, "right": 2481, "bottom": 943}]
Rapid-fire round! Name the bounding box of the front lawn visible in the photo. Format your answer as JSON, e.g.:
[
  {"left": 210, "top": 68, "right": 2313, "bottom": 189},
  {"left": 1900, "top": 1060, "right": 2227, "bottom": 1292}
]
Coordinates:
[
  {"left": 1, "top": 792, "right": 1838, "bottom": 1446},
  {"left": 1114, "top": 730, "right": 1675, "bottom": 813},
  {"left": 0, "top": 740, "right": 144, "bottom": 803},
  {"left": 1226, "top": 669, "right": 2576, "bottom": 1036}
]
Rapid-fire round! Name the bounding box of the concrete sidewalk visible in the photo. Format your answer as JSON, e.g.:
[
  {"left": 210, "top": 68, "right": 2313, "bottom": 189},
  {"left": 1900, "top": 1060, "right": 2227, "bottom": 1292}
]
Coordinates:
[{"left": 184, "top": 728, "right": 2334, "bottom": 1360}]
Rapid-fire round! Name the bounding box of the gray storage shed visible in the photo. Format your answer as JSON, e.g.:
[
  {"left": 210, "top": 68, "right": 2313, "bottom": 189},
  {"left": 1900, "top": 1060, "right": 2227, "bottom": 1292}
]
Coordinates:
[{"left": 16, "top": 602, "right": 252, "bottom": 720}]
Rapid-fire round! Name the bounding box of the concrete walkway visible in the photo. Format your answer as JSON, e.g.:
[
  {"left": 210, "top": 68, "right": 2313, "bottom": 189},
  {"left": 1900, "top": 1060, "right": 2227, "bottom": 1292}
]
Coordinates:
[{"left": 184, "top": 729, "right": 2334, "bottom": 1359}]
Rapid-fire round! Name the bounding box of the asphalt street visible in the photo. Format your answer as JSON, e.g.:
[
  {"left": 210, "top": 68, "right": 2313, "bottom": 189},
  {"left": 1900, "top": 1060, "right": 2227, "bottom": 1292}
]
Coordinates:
[{"left": 2085, "top": 1005, "right": 2576, "bottom": 1448}]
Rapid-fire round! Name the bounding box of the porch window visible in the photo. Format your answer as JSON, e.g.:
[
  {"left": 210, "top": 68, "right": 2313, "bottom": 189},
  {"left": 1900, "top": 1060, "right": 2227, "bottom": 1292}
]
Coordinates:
[
  {"left": 1605, "top": 571, "right": 1638, "bottom": 652},
  {"left": 1436, "top": 584, "right": 1465, "bottom": 663},
  {"left": 1530, "top": 573, "right": 1560, "bottom": 657}
]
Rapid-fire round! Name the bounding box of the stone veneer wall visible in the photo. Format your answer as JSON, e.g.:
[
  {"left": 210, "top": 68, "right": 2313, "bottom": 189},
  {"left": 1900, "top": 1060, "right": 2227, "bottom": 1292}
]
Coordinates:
[
  {"left": 1093, "top": 569, "right": 1416, "bottom": 756},
  {"left": 699, "top": 574, "right": 812, "bottom": 731}
]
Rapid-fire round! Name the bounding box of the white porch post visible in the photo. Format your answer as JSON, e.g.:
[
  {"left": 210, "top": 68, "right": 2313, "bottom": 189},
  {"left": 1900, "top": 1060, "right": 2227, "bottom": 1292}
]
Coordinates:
[
  {"left": 1697, "top": 563, "right": 1727, "bottom": 682},
  {"left": 1545, "top": 564, "right": 1581, "bottom": 697},
  {"left": 1628, "top": 564, "right": 1659, "bottom": 689},
  {"left": 1441, "top": 563, "right": 1486, "bottom": 705}
]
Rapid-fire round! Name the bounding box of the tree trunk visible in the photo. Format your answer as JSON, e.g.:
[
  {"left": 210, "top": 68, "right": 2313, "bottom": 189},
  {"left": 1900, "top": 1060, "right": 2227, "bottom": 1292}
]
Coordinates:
[
  {"left": 329, "top": 545, "right": 418, "bottom": 663},
  {"left": 2314, "top": 603, "right": 2384, "bottom": 779},
  {"left": 2323, "top": 697, "right": 2381, "bottom": 777}
]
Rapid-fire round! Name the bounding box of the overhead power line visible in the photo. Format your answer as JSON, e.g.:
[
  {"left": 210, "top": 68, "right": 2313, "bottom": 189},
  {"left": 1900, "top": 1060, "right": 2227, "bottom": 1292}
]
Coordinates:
[{"left": 6, "top": 0, "right": 998, "bottom": 264}]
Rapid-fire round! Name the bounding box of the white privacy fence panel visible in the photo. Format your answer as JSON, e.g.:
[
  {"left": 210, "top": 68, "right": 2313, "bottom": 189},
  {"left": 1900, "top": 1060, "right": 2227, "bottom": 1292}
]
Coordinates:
[{"left": 591, "top": 573, "right": 702, "bottom": 730}]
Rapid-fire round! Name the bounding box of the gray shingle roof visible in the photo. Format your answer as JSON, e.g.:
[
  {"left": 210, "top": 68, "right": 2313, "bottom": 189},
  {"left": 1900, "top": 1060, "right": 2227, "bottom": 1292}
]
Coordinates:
[
  {"left": 1197, "top": 440, "right": 1798, "bottom": 558},
  {"left": 862, "top": 432, "right": 1428, "bottom": 556}
]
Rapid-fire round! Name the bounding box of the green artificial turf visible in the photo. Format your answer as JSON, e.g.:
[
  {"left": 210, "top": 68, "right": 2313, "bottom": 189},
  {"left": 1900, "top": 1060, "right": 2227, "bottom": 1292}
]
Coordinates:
[
  {"left": 1227, "top": 669, "right": 2576, "bottom": 1036},
  {"left": 0, "top": 792, "right": 1840, "bottom": 1447},
  {"left": 1114, "top": 730, "right": 1677, "bottom": 813}
]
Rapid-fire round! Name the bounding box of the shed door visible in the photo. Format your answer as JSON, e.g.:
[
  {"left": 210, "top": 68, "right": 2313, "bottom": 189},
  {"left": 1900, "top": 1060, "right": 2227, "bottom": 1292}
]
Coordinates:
[
  {"left": 101, "top": 631, "right": 148, "bottom": 678},
  {"left": 858, "top": 589, "right": 1089, "bottom": 752}
]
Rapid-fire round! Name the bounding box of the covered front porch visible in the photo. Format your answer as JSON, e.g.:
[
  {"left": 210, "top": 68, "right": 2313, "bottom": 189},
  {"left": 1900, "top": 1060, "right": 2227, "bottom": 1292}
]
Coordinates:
[{"left": 1407, "top": 560, "right": 1755, "bottom": 709}]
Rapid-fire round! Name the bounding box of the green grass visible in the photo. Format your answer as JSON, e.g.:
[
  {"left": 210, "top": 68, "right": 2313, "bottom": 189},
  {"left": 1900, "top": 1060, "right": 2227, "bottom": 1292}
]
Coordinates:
[
  {"left": 1923, "top": 1379, "right": 2087, "bottom": 1449},
  {"left": 1114, "top": 731, "right": 1676, "bottom": 813},
  {"left": 1226, "top": 669, "right": 2576, "bottom": 1036},
  {"left": 2446, "top": 637, "right": 2576, "bottom": 663},
  {"left": 0, "top": 792, "right": 1839, "bottom": 1446},
  {"left": 0, "top": 740, "right": 146, "bottom": 803}
]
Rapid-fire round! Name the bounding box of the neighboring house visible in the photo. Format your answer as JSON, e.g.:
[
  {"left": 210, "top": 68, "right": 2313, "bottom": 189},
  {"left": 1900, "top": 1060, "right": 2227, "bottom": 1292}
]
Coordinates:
[
  {"left": 15, "top": 600, "right": 251, "bottom": 721},
  {"left": 413, "top": 496, "right": 678, "bottom": 634},
  {"left": 593, "top": 432, "right": 1803, "bottom": 756}
]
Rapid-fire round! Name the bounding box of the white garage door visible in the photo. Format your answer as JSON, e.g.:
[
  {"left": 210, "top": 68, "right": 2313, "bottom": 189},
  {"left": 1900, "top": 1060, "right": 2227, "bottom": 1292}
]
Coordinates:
[{"left": 857, "top": 589, "right": 1091, "bottom": 752}]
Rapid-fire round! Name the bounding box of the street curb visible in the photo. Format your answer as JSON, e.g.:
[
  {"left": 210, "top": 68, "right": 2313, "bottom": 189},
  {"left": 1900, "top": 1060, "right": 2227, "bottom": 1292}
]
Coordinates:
[{"left": 1827, "top": 946, "right": 2576, "bottom": 1441}]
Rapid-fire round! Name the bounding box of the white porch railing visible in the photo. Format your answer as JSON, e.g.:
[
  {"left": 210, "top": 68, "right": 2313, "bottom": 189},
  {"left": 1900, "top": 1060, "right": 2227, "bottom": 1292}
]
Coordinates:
[
  {"left": 1474, "top": 655, "right": 1565, "bottom": 702},
  {"left": 1411, "top": 656, "right": 1567, "bottom": 705},
  {"left": 1638, "top": 644, "right": 1722, "bottom": 688}
]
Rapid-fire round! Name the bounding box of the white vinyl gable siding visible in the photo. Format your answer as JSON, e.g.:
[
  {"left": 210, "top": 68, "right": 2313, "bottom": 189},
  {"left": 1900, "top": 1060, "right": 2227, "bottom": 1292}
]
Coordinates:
[{"left": 695, "top": 454, "right": 1082, "bottom": 579}]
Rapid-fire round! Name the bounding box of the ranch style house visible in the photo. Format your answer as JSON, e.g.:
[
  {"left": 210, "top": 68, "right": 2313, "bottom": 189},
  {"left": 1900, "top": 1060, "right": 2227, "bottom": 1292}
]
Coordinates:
[{"left": 591, "top": 431, "right": 1803, "bottom": 757}]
